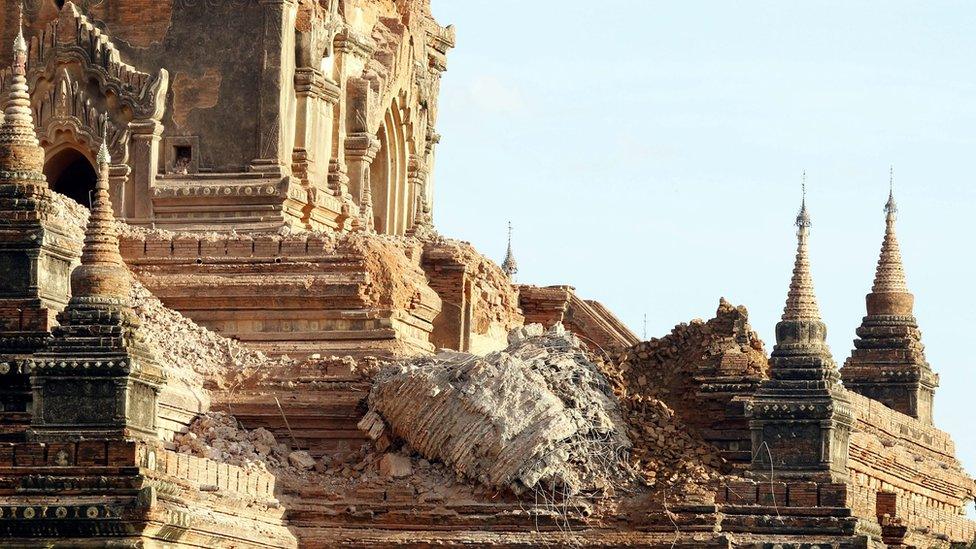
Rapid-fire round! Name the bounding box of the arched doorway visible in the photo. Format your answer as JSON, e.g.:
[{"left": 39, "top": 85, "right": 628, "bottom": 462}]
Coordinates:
[{"left": 44, "top": 148, "right": 97, "bottom": 208}]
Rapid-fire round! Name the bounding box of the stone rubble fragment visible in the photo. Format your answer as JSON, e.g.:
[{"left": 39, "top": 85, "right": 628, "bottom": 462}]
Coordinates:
[
  {"left": 378, "top": 453, "right": 413, "bottom": 478},
  {"left": 175, "top": 412, "right": 293, "bottom": 472}
]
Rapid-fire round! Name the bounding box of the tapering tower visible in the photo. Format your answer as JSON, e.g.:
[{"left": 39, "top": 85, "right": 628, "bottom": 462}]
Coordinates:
[
  {"left": 748, "top": 177, "right": 853, "bottom": 482},
  {"left": 28, "top": 136, "right": 165, "bottom": 442},
  {"left": 501, "top": 222, "right": 518, "bottom": 280},
  {"left": 0, "top": 7, "right": 83, "bottom": 437},
  {"left": 841, "top": 175, "right": 938, "bottom": 423}
]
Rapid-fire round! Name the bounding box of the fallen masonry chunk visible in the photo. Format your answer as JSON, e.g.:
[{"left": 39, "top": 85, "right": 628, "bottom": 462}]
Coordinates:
[
  {"left": 378, "top": 453, "right": 413, "bottom": 478},
  {"left": 288, "top": 451, "right": 317, "bottom": 470},
  {"left": 361, "top": 324, "right": 632, "bottom": 497}
]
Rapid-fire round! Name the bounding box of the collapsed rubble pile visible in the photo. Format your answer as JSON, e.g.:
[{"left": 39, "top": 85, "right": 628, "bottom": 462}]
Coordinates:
[
  {"left": 360, "top": 324, "right": 633, "bottom": 499},
  {"left": 603, "top": 380, "right": 725, "bottom": 491},
  {"left": 614, "top": 298, "right": 768, "bottom": 430},
  {"left": 50, "top": 191, "right": 88, "bottom": 242},
  {"left": 173, "top": 412, "right": 297, "bottom": 472},
  {"left": 593, "top": 299, "right": 769, "bottom": 492},
  {"left": 129, "top": 280, "right": 289, "bottom": 390}
]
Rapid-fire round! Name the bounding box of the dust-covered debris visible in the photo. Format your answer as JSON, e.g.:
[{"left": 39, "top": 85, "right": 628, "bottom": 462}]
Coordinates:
[
  {"left": 360, "top": 323, "right": 633, "bottom": 499},
  {"left": 130, "top": 280, "right": 290, "bottom": 390},
  {"left": 174, "top": 412, "right": 290, "bottom": 472}
]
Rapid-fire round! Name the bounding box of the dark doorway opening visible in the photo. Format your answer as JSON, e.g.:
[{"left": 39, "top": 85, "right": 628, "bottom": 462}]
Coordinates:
[{"left": 44, "top": 148, "right": 97, "bottom": 208}]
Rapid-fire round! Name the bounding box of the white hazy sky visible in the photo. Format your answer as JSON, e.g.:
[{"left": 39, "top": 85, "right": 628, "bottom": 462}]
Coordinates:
[{"left": 430, "top": 1, "right": 976, "bottom": 495}]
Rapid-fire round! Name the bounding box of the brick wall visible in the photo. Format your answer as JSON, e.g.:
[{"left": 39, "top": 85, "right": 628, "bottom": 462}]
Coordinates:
[{"left": 846, "top": 390, "right": 976, "bottom": 542}]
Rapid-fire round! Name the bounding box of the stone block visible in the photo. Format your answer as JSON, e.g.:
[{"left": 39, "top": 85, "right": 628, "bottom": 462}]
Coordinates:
[
  {"left": 78, "top": 440, "right": 108, "bottom": 466},
  {"left": 788, "top": 482, "right": 819, "bottom": 507},
  {"left": 378, "top": 453, "right": 412, "bottom": 479},
  {"left": 758, "top": 481, "right": 787, "bottom": 507},
  {"left": 726, "top": 480, "right": 758, "bottom": 505},
  {"left": 14, "top": 442, "right": 45, "bottom": 466},
  {"left": 819, "top": 483, "right": 849, "bottom": 507},
  {"left": 107, "top": 441, "right": 137, "bottom": 467},
  {"left": 877, "top": 490, "right": 898, "bottom": 518},
  {"left": 0, "top": 443, "right": 14, "bottom": 466},
  {"left": 47, "top": 443, "right": 75, "bottom": 466}
]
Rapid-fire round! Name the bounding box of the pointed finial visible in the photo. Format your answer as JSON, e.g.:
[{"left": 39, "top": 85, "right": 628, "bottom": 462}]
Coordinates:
[
  {"left": 97, "top": 124, "right": 111, "bottom": 165},
  {"left": 13, "top": 1, "right": 27, "bottom": 55},
  {"left": 501, "top": 221, "right": 518, "bottom": 280},
  {"left": 885, "top": 165, "right": 897, "bottom": 217},
  {"left": 796, "top": 171, "right": 812, "bottom": 230}
]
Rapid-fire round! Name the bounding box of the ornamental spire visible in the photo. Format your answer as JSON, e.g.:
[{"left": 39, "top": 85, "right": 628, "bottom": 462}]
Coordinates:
[
  {"left": 1, "top": 1, "right": 40, "bottom": 151},
  {"left": 97, "top": 125, "right": 112, "bottom": 165},
  {"left": 13, "top": 2, "right": 27, "bottom": 55},
  {"left": 872, "top": 167, "right": 909, "bottom": 294},
  {"left": 782, "top": 172, "right": 822, "bottom": 321},
  {"left": 69, "top": 126, "right": 129, "bottom": 302},
  {"left": 501, "top": 221, "right": 518, "bottom": 280}
]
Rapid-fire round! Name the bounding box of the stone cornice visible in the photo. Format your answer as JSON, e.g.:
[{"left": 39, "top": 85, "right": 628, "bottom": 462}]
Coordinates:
[{"left": 334, "top": 30, "right": 375, "bottom": 59}]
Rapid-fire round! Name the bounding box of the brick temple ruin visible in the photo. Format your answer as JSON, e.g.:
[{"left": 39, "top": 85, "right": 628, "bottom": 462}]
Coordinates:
[{"left": 0, "top": 1, "right": 973, "bottom": 547}]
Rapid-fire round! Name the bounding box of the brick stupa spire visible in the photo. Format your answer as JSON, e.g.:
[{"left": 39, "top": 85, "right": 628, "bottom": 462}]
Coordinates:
[
  {"left": 0, "top": 4, "right": 48, "bottom": 198},
  {"left": 841, "top": 172, "right": 938, "bottom": 423},
  {"left": 69, "top": 133, "right": 131, "bottom": 301},
  {"left": 29, "top": 134, "right": 166, "bottom": 442},
  {"left": 748, "top": 174, "right": 853, "bottom": 483},
  {"left": 782, "top": 185, "right": 822, "bottom": 322},
  {"left": 870, "top": 180, "right": 909, "bottom": 297}
]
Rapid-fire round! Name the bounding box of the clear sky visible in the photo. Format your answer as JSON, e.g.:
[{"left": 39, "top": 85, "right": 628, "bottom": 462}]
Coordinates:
[{"left": 430, "top": 1, "right": 976, "bottom": 495}]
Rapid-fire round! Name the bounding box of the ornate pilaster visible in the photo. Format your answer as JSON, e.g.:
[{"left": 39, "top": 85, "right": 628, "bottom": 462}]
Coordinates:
[
  {"left": 406, "top": 158, "right": 435, "bottom": 239},
  {"left": 748, "top": 181, "right": 853, "bottom": 483},
  {"left": 841, "top": 180, "right": 938, "bottom": 423},
  {"left": 292, "top": 67, "right": 341, "bottom": 194},
  {"left": 29, "top": 138, "right": 165, "bottom": 442},
  {"left": 250, "top": 0, "right": 299, "bottom": 175},
  {"left": 345, "top": 132, "right": 380, "bottom": 232}
]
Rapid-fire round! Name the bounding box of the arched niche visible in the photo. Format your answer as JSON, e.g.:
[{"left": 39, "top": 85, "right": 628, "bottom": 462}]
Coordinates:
[
  {"left": 368, "top": 99, "right": 411, "bottom": 235},
  {"left": 40, "top": 128, "right": 130, "bottom": 217},
  {"left": 27, "top": 5, "right": 168, "bottom": 222},
  {"left": 43, "top": 144, "right": 96, "bottom": 208}
]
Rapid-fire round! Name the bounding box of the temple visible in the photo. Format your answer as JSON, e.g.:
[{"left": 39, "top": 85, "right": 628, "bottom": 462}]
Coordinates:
[{"left": 0, "top": 2, "right": 973, "bottom": 548}]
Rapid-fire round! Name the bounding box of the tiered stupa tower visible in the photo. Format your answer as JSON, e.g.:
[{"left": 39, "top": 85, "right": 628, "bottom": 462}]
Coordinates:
[
  {"left": 28, "top": 136, "right": 166, "bottom": 442},
  {"left": 749, "top": 180, "right": 853, "bottom": 482},
  {"left": 841, "top": 178, "right": 938, "bottom": 424},
  {"left": 0, "top": 11, "right": 81, "bottom": 437}
]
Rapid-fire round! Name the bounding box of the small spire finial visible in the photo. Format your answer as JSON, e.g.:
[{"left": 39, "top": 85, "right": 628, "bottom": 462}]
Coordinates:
[
  {"left": 796, "top": 171, "right": 812, "bottom": 230},
  {"left": 13, "top": 1, "right": 27, "bottom": 55},
  {"left": 97, "top": 124, "right": 111, "bottom": 165},
  {"left": 501, "top": 221, "right": 518, "bottom": 280},
  {"left": 872, "top": 166, "right": 909, "bottom": 296},
  {"left": 885, "top": 166, "right": 898, "bottom": 217}
]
